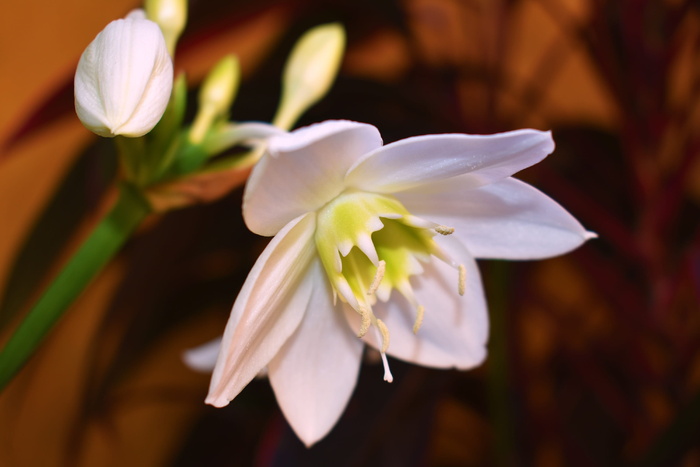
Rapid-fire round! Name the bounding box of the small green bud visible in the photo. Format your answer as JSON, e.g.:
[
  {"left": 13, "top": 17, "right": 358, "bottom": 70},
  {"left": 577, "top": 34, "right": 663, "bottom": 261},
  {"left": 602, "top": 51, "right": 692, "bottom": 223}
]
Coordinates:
[
  {"left": 145, "top": 0, "right": 187, "bottom": 56},
  {"left": 190, "top": 55, "right": 241, "bottom": 144},
  {"left": 273, "top": 23, "right": 346, "bottom": 130}
]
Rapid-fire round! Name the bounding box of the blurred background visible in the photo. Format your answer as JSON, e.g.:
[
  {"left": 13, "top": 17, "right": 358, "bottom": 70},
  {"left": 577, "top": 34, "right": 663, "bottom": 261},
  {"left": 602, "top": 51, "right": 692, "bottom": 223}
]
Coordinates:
[{"left": 1, "top": 0, "right": 699, "bottom": 465}]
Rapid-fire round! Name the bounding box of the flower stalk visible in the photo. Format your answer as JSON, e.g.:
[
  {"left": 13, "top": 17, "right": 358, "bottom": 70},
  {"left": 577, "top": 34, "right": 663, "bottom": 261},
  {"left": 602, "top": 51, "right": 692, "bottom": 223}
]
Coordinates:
[{"left": 0, "top": 184, "right": 151, "bottom": 390}]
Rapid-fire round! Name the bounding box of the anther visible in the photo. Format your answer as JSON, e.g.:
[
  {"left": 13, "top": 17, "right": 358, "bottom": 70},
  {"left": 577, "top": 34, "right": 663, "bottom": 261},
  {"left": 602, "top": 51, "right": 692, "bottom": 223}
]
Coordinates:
[
  {"left": 434, "top": 225, "right": 455, "bottom": 235},
  {"left": 358, "top": 306, "right": 371, "bottom": 337},
  {"left": 367, "top": 260, "right": 386, "bottom": 296},
  {"left": 376, "top": 318, "right": 390, "bottom": 353},
  {"left": 413, "top": 305, "right": 425, "bottom": 334},
  {"left": 458, "top": 264, "right": 466, "bottom": 296}
]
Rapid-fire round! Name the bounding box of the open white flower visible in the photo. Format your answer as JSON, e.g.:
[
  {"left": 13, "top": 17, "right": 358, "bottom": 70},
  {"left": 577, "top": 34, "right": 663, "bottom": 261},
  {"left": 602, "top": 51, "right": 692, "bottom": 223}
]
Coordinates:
[
  {"left": 74, "top": 13, "right": 173, "bottom": 137},
  {"left": 191, "top": 120, "right": 594, "bottom": 446}
]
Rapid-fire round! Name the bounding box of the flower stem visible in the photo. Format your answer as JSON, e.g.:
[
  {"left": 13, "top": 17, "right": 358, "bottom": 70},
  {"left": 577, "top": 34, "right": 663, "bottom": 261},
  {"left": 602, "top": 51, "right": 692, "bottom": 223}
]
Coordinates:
[{"left": 0, "top": 183, "right": 151, "bottom": 391}]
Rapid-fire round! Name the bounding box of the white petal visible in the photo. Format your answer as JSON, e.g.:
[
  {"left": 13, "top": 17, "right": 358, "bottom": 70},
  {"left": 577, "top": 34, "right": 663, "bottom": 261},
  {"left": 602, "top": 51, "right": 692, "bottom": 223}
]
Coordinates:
[
  {"left": 346, "top": 237, "right": 488, "bottom": 369},
  {"left": 243, "top": 120, "right": 382, "bottom": 236},
  {"left": 397, "top": 177, "right": 595, "bottom": 259},
  {"left": 182, "top": 337, "right": 221, "bottom": 373},
  {"left": 74, "top": 17, "right": 173, "bottom": 137},
  {"left": 206, "top": 213, "right": 317, "bottom": 407},
  {"left": 345, "top": 129, "right": 554, "bottom": 193},
  {"left": 268, "top": 259, "right": 363, "bottom": 447}
]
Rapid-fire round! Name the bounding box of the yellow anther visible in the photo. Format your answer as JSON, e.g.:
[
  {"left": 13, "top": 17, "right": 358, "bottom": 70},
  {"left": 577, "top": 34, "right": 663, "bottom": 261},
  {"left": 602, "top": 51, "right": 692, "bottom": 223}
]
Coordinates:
[
  {"left": 458, "top": 264, "right": 466, "bottom": 296},
  {"left": 367, "top": 260, "right": 386, "bottom": 296},
  {"left": 434, "top": 225, "right": 455, "bottom": 235},
  {"left": 413, "top": 305, "right": 425, "bottom": 334},
  {"left": 358, "top": 306, "right": 371, "bottom": 337},
  {"left": 376, "top": 318, "right": 390, "bottom": 353}
]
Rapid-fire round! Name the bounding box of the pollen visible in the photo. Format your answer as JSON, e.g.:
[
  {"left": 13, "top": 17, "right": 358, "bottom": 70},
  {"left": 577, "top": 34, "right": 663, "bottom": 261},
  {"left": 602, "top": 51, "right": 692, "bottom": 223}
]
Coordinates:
[
  {"left": 413, "top": 305, "right": 425, "bottom": 334},
  {"left": 376, "top": 318, "right": 390, "bottom": 353},
  {"left": 367, "top": 260, "right": 386, "bottom": 296},
  {"left": 434, "top": 225, "right": 455, "bottom": 235},
  {"left": 458, "top": 264, "right": 466, "bottom": 296},
  {"left": 358, "top": 305, "right": 371, "bottom": 337}
]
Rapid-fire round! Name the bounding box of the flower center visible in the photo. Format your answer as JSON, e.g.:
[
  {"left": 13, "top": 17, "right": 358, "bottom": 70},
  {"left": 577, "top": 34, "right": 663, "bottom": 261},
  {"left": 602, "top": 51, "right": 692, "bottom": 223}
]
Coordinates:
[{"left": 314, "top": 190, "right": 465, "bottom": 382}]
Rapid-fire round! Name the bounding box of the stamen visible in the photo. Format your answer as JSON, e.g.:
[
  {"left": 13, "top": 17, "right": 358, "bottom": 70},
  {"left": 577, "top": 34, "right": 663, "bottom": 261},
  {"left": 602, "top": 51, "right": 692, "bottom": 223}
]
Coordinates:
[
  {"left": 368, "top": 322, "right": 394, "bottom": 382},
  {"left": 413, "top": 305, "right": 425, "bottom": 334},
  {"left": 376, "top": 318, "right": 390, "bottom": 353},
  {"left": 403, "top": 214, "right": 437, "bottom": 229},
  {"left": 434, "top": 225, "right": 455, "bottom": 235},
  {"left": 367, "top": 260, "right": 386, "bottom": 296},
  {"left": 458, "top": 264, "right": 466, "bottom": 296},
  {"left": 358, "top": 306, "right": 371, "bottom": 337},
  {"left": 431, "top": 244, "right": 459, "bottom": 269}
]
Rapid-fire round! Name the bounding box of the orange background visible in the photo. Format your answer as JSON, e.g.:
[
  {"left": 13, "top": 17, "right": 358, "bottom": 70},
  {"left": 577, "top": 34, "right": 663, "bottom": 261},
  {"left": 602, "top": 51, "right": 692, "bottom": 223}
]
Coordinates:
[{"left": 1, "top": 0, "right": 699, "bottom": 465}]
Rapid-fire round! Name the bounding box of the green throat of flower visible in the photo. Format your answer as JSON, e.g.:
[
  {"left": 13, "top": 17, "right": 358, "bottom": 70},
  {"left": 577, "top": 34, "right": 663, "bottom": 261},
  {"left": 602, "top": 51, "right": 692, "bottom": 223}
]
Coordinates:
[{"left": 315, "top": 190, "right": 466, "bottom": 382}]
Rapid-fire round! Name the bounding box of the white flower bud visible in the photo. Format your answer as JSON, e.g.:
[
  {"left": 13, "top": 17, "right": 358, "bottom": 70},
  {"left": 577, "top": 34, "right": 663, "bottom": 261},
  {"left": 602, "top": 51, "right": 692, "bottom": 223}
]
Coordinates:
[
  {"left": 273, "top": 23, "right": 345, "bottom": 129},
  {"left": 74, "top": 16, "right": 174, "bottom": 138}
]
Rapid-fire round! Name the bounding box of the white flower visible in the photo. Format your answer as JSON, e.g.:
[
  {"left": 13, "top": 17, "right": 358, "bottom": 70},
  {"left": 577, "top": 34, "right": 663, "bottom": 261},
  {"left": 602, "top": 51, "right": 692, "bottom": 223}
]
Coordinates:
[
  {"left": 191, "top": 120, "right": 594, "bottom": 446},
  {"left": 74, "top": 14, "right": 173, "bottom": 137}
]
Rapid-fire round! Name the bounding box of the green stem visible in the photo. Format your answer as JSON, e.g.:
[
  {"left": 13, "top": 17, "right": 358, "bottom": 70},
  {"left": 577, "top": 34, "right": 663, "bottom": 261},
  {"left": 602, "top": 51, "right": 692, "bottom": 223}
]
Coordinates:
[{"left": 0, "top": 183, "right": 151, "bottom": 391}]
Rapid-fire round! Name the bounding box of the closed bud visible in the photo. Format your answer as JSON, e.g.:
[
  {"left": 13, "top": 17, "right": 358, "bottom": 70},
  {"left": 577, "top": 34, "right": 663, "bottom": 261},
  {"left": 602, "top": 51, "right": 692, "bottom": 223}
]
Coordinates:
[
  {"left": 189, "top": 55, "right": 240, "bottom": 144},
  {"left": 74, "top": 15, "right": 174, "bottom": 138},
  {"left": 273, "top": 23, "right": 345, "bottom": 129},
  {"left": 145, "top": 0, "right": 187, "bottom": 55}
]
